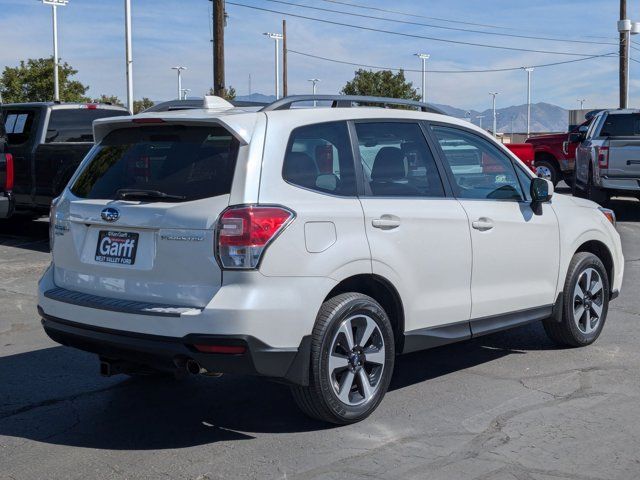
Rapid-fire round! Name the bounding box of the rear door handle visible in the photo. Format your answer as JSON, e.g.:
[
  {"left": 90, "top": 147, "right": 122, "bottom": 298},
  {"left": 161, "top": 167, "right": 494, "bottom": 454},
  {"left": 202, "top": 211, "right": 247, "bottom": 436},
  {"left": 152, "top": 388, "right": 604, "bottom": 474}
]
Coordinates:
[
  {"left": 372, "top": 217, "right": 400, "bottom": 230},
  {"left": 472, "top": 218, "right": 494, "bottom": 231}
]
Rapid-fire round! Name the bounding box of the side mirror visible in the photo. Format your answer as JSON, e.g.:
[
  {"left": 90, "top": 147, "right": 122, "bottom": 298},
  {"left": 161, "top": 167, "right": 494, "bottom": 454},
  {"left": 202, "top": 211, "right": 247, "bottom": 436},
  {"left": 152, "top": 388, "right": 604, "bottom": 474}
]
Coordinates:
[
  {"left": 578, "top": 125, "right": 589, "bottom": 133},
  {"left": 531, "top": 177, "right": 553, "bottom": 204},
  {"left": 568, "top": 132, "right": 584, "bottom": 143}
]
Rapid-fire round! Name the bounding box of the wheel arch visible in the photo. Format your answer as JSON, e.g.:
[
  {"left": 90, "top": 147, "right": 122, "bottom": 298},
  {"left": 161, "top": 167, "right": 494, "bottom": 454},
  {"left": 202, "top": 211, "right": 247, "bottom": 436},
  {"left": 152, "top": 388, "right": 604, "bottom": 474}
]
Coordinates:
[
  {"left": 324, "top": 274, "right": 405, "bottom": 353},
  {"left": 575, "top": 239, "right": 614, "bottom": 295}
]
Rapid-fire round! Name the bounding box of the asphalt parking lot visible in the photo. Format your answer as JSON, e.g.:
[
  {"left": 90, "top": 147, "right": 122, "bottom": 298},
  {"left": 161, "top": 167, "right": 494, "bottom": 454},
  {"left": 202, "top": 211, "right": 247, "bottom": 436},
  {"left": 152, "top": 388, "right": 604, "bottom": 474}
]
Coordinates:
[{"left": 1, "top": 191, "right": 640, "bottom": 480}]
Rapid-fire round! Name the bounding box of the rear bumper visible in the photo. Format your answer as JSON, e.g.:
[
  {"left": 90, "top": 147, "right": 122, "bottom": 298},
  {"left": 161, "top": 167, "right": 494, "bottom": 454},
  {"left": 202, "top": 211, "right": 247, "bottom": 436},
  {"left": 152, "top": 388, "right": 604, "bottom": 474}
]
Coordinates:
[
  {"left": 40, "top": 308, "right": 311, "bottom": 385},
  {"left": 600, "top": 176, "right": 640, "bottom": 191}
]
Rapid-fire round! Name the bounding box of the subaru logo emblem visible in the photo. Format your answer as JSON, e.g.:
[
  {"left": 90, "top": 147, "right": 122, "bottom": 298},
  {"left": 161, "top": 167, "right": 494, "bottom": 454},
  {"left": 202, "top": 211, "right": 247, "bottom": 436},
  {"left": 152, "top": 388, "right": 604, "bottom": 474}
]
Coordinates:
[{"left": 101, "top": 207, "right": 120, "bottom": 223}]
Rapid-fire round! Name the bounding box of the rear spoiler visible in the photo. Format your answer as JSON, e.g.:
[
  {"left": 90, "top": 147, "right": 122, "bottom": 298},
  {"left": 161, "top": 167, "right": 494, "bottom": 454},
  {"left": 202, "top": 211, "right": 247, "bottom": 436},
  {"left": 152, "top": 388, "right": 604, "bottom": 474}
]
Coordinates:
[{"left": 92, "top": 114, "right": 256, "bottom": 145}]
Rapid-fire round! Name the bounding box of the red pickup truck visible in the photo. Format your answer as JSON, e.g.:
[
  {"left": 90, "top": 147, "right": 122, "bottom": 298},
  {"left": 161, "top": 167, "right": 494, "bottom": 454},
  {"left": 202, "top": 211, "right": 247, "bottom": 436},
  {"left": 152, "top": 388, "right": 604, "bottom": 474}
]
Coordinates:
[{"left": 525, "top": 118, "right": 594, "bottom": 187}]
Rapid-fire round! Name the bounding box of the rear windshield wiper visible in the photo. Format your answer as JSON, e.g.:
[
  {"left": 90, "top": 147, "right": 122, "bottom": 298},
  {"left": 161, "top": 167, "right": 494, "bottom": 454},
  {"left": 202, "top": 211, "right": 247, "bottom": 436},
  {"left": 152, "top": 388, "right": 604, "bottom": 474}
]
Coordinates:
[{"left": 115, "top": 189, "right": 187, "bottom": 201}]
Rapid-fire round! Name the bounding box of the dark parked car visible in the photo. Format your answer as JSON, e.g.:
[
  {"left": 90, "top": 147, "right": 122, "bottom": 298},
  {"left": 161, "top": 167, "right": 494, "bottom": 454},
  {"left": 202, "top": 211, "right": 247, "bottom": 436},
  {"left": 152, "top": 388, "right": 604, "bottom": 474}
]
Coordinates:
[{"left": 0, "top": 102, "right": 129, "bottom": 219}]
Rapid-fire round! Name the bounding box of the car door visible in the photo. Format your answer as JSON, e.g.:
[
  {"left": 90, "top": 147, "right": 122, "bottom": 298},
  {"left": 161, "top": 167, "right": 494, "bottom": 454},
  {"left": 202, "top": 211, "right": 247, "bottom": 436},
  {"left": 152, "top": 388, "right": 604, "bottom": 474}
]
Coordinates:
[
  {"left": 429, "top": 124, "right": 560, "bottom": 331},
  {"left": 352, "top": 120, "right": 473, "bottom": 349}
]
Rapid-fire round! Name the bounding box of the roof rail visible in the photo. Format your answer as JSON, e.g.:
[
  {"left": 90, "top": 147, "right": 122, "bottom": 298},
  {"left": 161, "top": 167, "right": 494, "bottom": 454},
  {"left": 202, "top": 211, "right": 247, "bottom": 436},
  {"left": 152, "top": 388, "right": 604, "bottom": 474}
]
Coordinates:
[{"left": 260, "top": 95, "right": 445, "bottom": 114}]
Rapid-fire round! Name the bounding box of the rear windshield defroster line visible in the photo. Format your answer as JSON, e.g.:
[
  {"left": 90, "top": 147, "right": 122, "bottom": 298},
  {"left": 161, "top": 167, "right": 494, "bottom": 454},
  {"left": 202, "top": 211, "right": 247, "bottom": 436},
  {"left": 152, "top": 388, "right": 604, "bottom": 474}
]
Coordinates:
[{"left": 70, "top": 125, "right": 239, "bottom": 202}]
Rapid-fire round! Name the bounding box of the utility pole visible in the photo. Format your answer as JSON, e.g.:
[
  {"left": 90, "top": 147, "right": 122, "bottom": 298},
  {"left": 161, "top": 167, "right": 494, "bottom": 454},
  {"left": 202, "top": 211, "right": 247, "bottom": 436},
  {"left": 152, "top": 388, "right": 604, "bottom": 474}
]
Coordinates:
[
  {"left": 42, "top": 0, "right": 68, "bottom": 102},
  {"left": 124, "top": 0, "right": 133, "bottom": 114},
  {"left": 282, "top": 20, "right": 288, "bottom": 97},
  {"left": 577, "top": 98, "right": 586, "bottom": 110},
  {"left": 489, "top": 92, "right": 499, "bottom": 137},
  {"left": 172, "top": 66, "right": 187, "bottom": 100},
  {"left": 415, "top": 53, "right": 430, "bottom": 103},
  {"left": 620, "top": 0, "right": 628, "bottom": 109},
  {"left": 212, "top": 0, "right": 225, "bottom": 96},
  {"left": 523, "top": 67, "right": 534, "bottom": 136},
  {"left": 248, "top": 74, "right": 252, "bottom": 97},
  {"left": 264, "top": 32, "right": 283, "bottom": 99}
]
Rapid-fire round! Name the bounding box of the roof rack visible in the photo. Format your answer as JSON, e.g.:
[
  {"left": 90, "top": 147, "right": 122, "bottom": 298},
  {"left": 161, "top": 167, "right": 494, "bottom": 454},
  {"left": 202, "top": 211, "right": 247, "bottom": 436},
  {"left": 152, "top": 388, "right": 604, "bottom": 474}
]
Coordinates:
[{"left": 260, "top": 95, "right": 445, "bottom": 114}]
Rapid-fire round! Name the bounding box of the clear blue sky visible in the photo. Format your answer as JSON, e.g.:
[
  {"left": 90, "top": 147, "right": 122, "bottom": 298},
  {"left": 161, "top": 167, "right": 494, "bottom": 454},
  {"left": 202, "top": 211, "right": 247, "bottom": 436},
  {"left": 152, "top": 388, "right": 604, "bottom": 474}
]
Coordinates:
[{"left": 0, "top": 0, "right": 633, "bottom": 110}]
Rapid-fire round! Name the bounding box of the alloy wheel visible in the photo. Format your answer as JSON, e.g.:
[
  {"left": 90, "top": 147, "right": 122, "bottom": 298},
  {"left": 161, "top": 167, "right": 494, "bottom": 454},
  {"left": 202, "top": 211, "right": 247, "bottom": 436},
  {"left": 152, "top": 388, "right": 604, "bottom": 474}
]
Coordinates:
[
  {"left": 328, "top": 314, "right": 386, "bottom": 406},
  {"left": 573, "top": 267, "right": 604, "bottom": 334}
]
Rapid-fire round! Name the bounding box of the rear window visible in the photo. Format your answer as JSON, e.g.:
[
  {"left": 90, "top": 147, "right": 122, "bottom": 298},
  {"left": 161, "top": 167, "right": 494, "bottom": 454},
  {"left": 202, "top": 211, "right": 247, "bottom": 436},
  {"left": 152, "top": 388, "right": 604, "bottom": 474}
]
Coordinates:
[
  {"left": 46, "top": 108, "right": 128, "bottom": 143},
  {"left": 70, "top": 125, "right": 239, "bottom": 202},
  {"left": 599, "top": 113, "right": 640, "bottom": 137}
]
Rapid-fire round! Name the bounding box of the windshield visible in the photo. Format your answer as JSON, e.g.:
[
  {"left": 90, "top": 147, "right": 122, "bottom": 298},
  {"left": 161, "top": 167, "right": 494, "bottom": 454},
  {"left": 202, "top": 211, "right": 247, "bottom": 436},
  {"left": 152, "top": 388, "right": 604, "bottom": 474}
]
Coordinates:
[{"left": 70, "top": 125, "right": 239, "bottom": 202}]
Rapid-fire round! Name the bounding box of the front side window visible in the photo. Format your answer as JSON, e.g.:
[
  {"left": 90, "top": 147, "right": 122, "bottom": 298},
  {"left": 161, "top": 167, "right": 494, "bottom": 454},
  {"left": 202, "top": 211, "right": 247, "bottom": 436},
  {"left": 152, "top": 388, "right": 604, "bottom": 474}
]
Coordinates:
[
  {"left": 282, "top": 121, "right": 355, "bottom": 195},
  {"left": 431, "top": 125, "right": 524, "bottom": 201},
  {"left": 71, "top": 125, "right": 239, "bottom": 202},
  {"left": 355, "top": 122, "right": 445, "bottom": 197}
]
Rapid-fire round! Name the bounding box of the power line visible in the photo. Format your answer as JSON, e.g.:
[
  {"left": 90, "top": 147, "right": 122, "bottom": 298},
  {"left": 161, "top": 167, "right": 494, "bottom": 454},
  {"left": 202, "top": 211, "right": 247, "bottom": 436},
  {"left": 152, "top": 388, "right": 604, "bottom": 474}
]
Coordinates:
[
  {"left": 287, "top": 48, "right": 617, "bottom": 73},
  {"left": 226, "top": 2, "right": 609, "bottom": 57},
  {"left": 320, "top": 0, "right": 618, "bottom": 41},
  {"left": 263, "top": 0, "right": 617, "bottom": 46}
]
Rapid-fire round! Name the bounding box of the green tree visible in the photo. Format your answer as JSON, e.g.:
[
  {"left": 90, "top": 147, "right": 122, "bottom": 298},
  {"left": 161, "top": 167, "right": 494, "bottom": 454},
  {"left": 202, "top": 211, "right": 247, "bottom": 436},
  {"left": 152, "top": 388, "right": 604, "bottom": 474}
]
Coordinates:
[
  {"left": 92, "top": 94, "right": 123, "bottom": 106},
  {"left": 208, "top": 86, "right": 236, "bottom": 101},
  {"left": 0, "top": 58, "right": 89, "bottom": 103},
  {"left": 341, "top": 69, "right": 420, "bottom": 101},
  {"left": 133, "top": 97, "right": 154, "bottom": 114}
]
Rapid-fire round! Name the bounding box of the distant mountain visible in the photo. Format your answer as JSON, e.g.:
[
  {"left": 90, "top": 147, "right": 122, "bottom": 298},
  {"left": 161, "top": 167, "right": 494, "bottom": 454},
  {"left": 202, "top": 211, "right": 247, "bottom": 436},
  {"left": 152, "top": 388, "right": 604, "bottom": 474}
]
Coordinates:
[
  {"left": 434, "top": 102, "right": 568, "bottom": 133},
  {"left": 236, "top": 93, "right": 277, "bottom": 103},
  {"left": 237, "top": 93, "right": 568, "bottom": 133}
]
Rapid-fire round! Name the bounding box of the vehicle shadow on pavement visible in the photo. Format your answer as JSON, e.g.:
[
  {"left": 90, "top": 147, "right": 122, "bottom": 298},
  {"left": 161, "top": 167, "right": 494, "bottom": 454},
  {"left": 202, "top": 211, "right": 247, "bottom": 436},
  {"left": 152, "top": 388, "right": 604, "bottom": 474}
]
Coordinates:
[
  {"left": 0, "top": 217, "right": 50, "bottom": 252},
  {"left": 609, "top": 197, "right": 640, "bottom": 222},
  {"left": 0, "top": 322, "right": 556, "bottom": 449}
]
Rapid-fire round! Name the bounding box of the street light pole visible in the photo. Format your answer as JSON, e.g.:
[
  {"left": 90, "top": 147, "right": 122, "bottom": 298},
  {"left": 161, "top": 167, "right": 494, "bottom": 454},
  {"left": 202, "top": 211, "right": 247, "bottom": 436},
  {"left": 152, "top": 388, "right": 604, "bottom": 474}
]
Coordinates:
[
  {"left": 181, "top": 88, "right": 191, "bottom": 100},
  {"left": 523, "top": 67, "right": 534, "bottom": 136},
  {"left": 577, "top": 98, "right": 586, "bottom": 110},
  {"left": 489, "top": 92, "right": 499, "bottom": 137},
  {"left": 124, "top": 0, "right": 133, "bottom": 114},
  {"left": 308, "top": 78, "right": 320, "bottom": 106},
  {"left": 264, "top": 32, "right": 283, "bottom": 99},
  {"left": 415, "top": 53, "right": 430, "bottom": 103},
  {"left": 172, "top": 66, "right": 187, "bottom": 100},
  {"left": 42, "top": 0, "right": 68, "bottom": 102},
  {"left": 476, "top": 115, "right": 485, "bottom": 129}
]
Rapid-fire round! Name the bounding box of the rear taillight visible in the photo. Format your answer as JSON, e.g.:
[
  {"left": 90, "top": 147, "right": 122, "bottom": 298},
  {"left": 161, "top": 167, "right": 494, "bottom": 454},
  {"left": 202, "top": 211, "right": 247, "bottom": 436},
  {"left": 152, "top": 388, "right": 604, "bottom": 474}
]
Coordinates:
[
  {"left": 597, "top": 146, "right": 609, "bottom": 168},
  {"left": 216, "top": 205, "right": 294, "bottom": 269},
  {"left": 4, "top": 153, "right": 13, "bottom": 192}
]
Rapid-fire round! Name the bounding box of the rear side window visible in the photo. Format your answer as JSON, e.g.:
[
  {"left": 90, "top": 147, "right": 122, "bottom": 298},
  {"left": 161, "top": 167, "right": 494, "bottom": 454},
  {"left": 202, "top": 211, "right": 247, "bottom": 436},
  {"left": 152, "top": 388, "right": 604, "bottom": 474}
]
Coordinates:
[
  {"left": 283, "top": 121, "right": 356, "bottom": 196},
  {"left": 47, "top": 108, "right": 128, "bottom": 143},
  {"left": 3, "top": 110, "right": 37, "bottom": 145},
  {"left": 599, "top": 113, "right": 640, "bottom": 137},
  {"left": 70, "top": 125, "right": 239, "bottom": 202},
  {"left": 355, "top": 122, "right": 445, "bottom": 197}
]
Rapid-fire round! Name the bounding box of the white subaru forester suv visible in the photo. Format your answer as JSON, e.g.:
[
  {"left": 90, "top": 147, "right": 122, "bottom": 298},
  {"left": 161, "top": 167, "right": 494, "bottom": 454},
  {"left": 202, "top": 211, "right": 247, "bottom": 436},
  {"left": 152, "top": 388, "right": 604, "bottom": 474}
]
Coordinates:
[{"left": 39, "top": 95, "right": 624, "bottom": 424}]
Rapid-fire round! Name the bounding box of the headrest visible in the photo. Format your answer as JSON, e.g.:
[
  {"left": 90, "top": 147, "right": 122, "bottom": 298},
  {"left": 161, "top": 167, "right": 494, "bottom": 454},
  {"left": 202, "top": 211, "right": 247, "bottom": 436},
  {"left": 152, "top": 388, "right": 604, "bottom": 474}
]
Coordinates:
[{"left": 371, "top": 147, "right": 405, "bottom": 180}]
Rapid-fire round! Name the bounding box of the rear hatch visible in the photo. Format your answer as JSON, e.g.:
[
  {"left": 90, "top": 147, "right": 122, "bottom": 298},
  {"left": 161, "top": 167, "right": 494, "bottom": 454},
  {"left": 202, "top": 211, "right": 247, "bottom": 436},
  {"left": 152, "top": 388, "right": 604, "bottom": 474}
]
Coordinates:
[
  {"left": 51, "top": 123, "right": 240, "bottom": 308},
  {"left": 600, "top": 113, "right": 640, "bottom": 177}
]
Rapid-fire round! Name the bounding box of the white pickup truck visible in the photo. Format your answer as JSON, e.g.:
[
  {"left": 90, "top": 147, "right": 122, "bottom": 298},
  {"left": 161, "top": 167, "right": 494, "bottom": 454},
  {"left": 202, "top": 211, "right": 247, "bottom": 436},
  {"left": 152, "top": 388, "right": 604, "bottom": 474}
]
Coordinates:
[{"left": 573, "top": 109, "right": 640, "bottom": 204}]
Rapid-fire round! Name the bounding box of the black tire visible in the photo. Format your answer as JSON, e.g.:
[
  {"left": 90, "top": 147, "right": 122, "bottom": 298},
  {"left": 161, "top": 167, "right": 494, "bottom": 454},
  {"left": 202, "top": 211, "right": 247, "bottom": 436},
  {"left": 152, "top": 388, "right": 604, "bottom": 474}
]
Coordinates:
[
  {"left": 543, "top": 252, "right": 610, "bottom": 347},
  {"left": 535, "top": 158, "right": 560, "bottom": 187},
  {"left": 585, "top": 167, "right": 610, "bottom": 206},
  {"left": 291, "top": 292, "right": 395, "bottom": 424}
]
